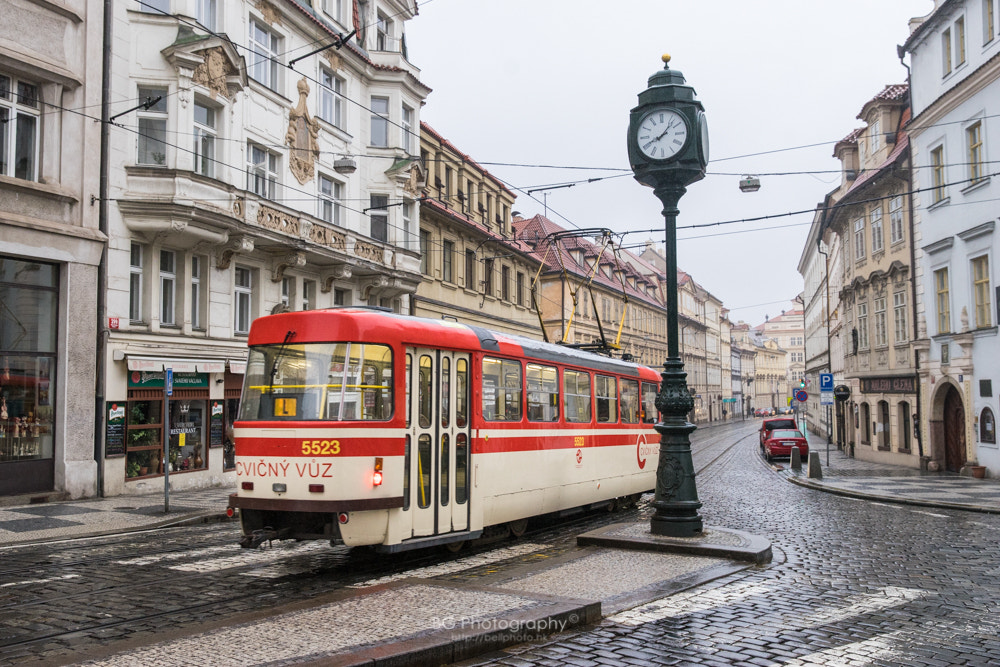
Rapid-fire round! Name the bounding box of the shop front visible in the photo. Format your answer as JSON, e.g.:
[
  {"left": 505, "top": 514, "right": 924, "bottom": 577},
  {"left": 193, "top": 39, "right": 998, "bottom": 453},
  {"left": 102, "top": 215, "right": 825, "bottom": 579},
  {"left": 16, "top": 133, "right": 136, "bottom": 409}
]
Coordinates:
[
  {"left": 0, "top": 258, "right": 59, "bottom": 496},
  {"left": 104, "top": 356, "right": 242, "bottom": 495}
]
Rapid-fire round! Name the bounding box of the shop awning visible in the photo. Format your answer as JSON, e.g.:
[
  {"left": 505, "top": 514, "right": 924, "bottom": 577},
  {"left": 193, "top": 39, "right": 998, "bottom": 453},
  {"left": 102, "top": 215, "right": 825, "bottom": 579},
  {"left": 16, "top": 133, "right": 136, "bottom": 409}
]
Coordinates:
[
  {"left": 125, "top": 356, "right": 227, "bottom": 373},
  {"left": 228, "top": 360, "right": 247, "bottom": 374}
]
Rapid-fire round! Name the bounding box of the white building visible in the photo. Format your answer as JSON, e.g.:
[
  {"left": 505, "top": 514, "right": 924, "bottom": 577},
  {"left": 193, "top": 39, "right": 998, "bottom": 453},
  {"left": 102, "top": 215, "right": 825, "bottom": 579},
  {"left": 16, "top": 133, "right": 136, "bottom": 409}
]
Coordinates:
[
  {"left": 902, "top": 0, "right": 1000, "bottom": 476},
  {"left": 101, "top": 0, "right": 427, "bottom": 496}
]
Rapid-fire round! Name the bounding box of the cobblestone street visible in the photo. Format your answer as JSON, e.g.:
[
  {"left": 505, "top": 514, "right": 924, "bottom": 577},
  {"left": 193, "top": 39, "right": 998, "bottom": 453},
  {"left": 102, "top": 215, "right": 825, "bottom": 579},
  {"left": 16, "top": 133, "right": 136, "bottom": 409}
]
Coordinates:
[{"left": 464, "top": 427, "right": 1000, "bottom": 666}]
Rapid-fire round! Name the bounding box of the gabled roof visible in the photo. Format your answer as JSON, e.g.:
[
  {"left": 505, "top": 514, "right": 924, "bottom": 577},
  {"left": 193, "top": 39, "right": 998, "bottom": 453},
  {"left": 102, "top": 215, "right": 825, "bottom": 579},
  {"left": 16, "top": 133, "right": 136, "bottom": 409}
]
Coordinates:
[{"left": 421, "top": 122, "right": 514, "bottom": 196}]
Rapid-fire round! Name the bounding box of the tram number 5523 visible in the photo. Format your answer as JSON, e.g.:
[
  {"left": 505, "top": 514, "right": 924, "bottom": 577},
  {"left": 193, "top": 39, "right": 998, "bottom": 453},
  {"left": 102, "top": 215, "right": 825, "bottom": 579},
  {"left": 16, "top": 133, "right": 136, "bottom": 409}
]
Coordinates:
[{"left": 301, "top": 440, "right": 341, "bottom": 455}]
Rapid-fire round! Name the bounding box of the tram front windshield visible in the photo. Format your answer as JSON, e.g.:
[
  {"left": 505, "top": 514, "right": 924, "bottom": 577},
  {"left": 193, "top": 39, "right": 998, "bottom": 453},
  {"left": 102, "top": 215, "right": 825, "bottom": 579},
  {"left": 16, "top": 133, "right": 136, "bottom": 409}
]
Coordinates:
[{"left": 239, "top": 342, "right": 393, "bottom": 421}]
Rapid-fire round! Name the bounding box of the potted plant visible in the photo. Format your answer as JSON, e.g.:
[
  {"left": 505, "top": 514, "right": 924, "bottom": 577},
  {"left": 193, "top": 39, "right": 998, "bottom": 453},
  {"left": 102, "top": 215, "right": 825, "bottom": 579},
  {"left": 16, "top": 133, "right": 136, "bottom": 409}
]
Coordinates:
[{"left": 126, "top": 458, "right": 141, "bottom": 478}]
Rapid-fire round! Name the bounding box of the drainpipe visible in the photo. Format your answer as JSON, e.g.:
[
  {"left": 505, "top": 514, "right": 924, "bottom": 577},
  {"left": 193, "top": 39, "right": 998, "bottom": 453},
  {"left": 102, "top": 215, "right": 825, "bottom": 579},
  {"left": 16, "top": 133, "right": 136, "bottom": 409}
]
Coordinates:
[{"left": 898, "top": 45, "right": 924, "bottom": 460}]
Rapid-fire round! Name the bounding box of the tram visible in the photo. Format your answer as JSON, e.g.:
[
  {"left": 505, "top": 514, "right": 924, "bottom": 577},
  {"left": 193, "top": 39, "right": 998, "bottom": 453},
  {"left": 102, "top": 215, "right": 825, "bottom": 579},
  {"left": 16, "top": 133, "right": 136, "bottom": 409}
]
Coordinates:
[{"left": 227, "top": 307, "right": 662, "bottom": 552}]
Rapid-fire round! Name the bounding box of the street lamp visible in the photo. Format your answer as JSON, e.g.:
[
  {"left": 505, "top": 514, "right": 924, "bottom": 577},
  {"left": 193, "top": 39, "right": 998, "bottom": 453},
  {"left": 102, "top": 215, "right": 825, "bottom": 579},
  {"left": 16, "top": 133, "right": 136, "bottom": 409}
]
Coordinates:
[{"left": 627, "top": 54, "right": 709, "bottom": 537}]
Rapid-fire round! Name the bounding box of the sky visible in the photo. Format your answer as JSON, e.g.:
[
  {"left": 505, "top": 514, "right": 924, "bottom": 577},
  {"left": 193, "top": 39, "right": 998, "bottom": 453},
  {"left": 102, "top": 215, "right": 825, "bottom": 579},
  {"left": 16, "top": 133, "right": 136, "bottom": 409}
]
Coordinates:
[{"left": 406, "top": 0, "right": 933, "bottom": 327}]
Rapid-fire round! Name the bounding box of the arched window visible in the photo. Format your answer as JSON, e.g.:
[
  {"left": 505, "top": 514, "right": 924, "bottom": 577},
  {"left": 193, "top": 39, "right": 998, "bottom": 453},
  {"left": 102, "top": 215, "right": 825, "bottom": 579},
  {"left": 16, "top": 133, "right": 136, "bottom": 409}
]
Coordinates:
[
  {"left": 878, "top": 400, "right": 891, "bottom": 450},
  {"left": 981, "top": 407, "right": 996, "bottom": 444},
  {"left": 899, "top": 401, "right": 911, "bottom": 452}
]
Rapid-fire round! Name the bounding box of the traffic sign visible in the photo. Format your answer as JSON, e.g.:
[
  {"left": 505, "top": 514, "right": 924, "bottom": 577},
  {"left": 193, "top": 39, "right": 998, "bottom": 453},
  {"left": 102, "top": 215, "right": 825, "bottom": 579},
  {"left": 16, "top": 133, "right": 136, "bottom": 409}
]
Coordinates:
[
  {"left": 165, "top": 368, "right": 174, "bottom": 397},
  {"left": 794, "top": 389, "right": 808, "bottom": 403},
  {"left": 820, "top": 373, "right": 834, "bottom": 391}
]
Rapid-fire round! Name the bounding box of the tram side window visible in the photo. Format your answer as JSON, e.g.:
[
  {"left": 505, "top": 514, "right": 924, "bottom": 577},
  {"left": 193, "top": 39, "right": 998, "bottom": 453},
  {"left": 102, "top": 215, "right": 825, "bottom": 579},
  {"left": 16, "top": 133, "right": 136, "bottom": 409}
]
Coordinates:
[
  {"left": 641, "top": 382, "right": 659, "bottom": 424},
  {"left": 526, "top": 363, "right": 559, "bottom": 422},
  {"left": 596, "top": 375, "right": 617, "bottom": 423},
  {"left": 482, "top": 357, "right": 522, "bottom": 421},
  {"left": 621, "top": 378, "right": 640, "bottom": 423},
  {"left": 418, "top": 355, "right": 433, "bottom": 427},
  {"left": 564, "top": 369, "right": 592, "bottom": 423},
  {"left": 456, "top": 359, "right": 468, "bottom": 427}
]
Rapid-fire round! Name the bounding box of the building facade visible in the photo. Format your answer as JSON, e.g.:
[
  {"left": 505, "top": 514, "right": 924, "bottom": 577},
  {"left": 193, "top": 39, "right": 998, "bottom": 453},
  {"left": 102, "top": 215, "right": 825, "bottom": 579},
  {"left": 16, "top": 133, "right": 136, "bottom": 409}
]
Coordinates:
[
  {"left": 1, "top": 0, "right": 105, "bottom": 497},
  {"left": 414, "top": 123, "right": 540, "bottom": 337},
  {"left": 102, "top": 0, "right": 427, "bottom": 496},
  {"left": 903, "top": 0, "right": 1000, "bottom": 475}
]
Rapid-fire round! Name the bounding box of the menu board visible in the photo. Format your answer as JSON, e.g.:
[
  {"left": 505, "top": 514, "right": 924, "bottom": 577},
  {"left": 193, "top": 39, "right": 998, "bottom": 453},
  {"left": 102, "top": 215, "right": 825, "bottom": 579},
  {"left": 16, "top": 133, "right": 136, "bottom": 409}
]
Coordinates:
[
  {"left": 105, "top": 401, "right": 126, "bottom": 458},
  {"left": 209, "top": 400, "right": 224, "bottom": 448}
]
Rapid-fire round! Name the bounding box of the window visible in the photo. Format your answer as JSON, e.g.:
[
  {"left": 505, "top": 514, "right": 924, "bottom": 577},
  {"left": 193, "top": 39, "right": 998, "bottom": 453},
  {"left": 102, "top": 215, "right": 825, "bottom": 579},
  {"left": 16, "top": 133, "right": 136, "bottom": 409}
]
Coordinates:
[
  {"left": 376, "top": 12, "right": 392, "bottom": 50},
  {"left": 402, "top": 105, "right": 414, "bottom": 153},
  {"left": 249, "top": 19, "right": 280, "bottom": 90},
  {"left": 956, "top": 16, "right": 967, "bottom": 66},
  {"left": 158, "top": 250, "right": 176, "bottom": 326},
  {"left": 889, "top": 195, "right": 904, "bottom": 244},
  {"left": 877, "top": 400, "right": 891, "bottom": 450},
  {"left": 196, "top": 0, "right": 215, "bottom": 30},
  {"left": 943, "top": 27, "right": 953, "bottom": 75},
  {"left": 318, "top": 174, "right": 342, "bottom": 225},
  {"left": 985, "top": 0, "right": 995, "bottom": 44},
  {"left": 853, "top": 217, "right": 866, "bottom": 260},
  {"left": 564, "top": 370, "right": 592, "bottom": 423},
  {"left": 967, "top": 121, "right": 984, "bottom": 184},
  {"left": 247, "top": 143, "right": 278, "bottom": 199},
  {"left": 973, "top": 255, "right": 991, "bottom": 328},
  {"left": 0, "top": 74, "right": 39, "bottom": 180},
  {"left": 870, "top": 205, "right": 884, "bottom": 254},
  {"left": 234, "top": 266, "right": 252, "bottom": 335},
  {"left": 516, "top": 272, "right": 525, "bottom": 307},
  {"left": 370, "top": 96, "right": 389, "bottom": 147},
  {"left": 334, "top": 288, "right": 347, "bottom": 306},
  {"left": 857, "top": 302, "right": 869, "bottom": 350},
  {"left": 893, "top": 291, "right": 908, "bottom": 343},
  {"left": 193, "top": 99, "right": 216, "bottom": 178},
  {"left": 501, "top": 265, "right": 510, "bottom": 301},
  {"left": 191, "top": 255, "right": 203, "bottom": 329},
  {"left": 870, "top": 117, "right": 881, "bottom": 153},
  {"left": 526, "top": 364, "right": 558, "bottom": 422},
  {"left": 319, "top": 70, "right": 344, "bottom": 129},
  {"left": 481, "top": 357, "right": 521, "bottom": 422},
  {"left": 465, "top": 250, "right": 476, "bottom": 289},
  {"left": 981, "top": 407, "right": 996, "bottom": 444},
  {"left": 302, "top": 280, "right": 315, "bottom": 310},
  {"left": 621, "top": 379, "right": 640, "bottom": 423},
  {"left": 931, "top": 145, "right": 946, "bottom": 203},
  {"left": 402, "top": 202, "right": 413, "bottom": 249},
  {"left": 322, "top": 0, "right": 343, "bottom": 23},
  {"left": 139, "top": 0, "right": 169, "bottom": 12},
  {"left": 641, "top": 382, "right": 658, "bottom": 423},
  {"left": 369, "top": 195, "right": 388, "bottom": 242},
  {"left": 483, "top": 258, "right": 494, "bottom": 295},
  {"left": 442, "top": 240, "right": 454, "bottom": 282},
  {"left": 280, "top": 276, "right": 292, "bottom": 309},
  {"left": 935, "top": 267, "right": 951, "bottom": 334},
  {"left": 419, "top": 230, "right": 430, "bottom": 274},
  {"left": 873, "top": 296, "right": 887, "bottom": 347},
  {"left": 596, "top": 375, "right": 617, "bottom": 423},
  {"left": 136, "top": 86, "right": 167, "bottom": 166},
  {"left": 130, "top": 242, "right": 144, "bottom": 322}
]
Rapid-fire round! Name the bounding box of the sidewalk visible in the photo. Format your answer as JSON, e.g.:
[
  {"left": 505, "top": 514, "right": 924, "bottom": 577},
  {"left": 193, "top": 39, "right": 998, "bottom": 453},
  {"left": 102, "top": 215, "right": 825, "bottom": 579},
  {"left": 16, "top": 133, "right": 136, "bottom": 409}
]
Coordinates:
[{"left": 775, "top": 441, "right": 1000, "bottom": 513}]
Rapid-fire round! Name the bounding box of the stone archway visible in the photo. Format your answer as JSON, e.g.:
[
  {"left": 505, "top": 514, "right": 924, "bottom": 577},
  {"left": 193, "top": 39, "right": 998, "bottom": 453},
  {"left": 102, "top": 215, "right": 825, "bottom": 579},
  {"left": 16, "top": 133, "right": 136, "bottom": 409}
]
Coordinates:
[{"left": 929, "top": 381, "right": 966, "bottom": 473}]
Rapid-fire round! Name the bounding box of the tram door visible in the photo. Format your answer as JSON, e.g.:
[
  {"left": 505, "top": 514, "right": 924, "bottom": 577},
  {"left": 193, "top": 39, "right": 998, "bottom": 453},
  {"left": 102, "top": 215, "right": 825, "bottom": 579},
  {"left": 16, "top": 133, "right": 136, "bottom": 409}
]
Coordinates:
[{"left": 407, "top": 348, "right": 471, "bottom": 538}]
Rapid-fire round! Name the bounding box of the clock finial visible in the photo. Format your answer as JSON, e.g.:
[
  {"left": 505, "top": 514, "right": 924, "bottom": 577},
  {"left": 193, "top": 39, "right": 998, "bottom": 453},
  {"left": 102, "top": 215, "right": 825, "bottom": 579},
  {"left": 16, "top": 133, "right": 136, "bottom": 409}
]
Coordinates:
[{"left": 661, "top": 53, "right": 671, "bottom": 68}]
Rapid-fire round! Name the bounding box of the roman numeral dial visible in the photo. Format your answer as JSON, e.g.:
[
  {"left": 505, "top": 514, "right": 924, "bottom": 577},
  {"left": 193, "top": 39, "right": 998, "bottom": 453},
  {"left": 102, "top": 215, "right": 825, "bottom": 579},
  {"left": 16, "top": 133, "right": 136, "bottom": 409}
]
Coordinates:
[{"left": 636, "top": 108, "right": 688, "bottom": 161}]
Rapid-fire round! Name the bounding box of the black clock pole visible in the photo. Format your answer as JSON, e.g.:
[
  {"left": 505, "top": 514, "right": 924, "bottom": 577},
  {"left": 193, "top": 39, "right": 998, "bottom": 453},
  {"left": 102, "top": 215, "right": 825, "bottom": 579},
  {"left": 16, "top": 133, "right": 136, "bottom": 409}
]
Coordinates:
[{"left": 627, "top": 55, "right": 707, "bottom": 537}]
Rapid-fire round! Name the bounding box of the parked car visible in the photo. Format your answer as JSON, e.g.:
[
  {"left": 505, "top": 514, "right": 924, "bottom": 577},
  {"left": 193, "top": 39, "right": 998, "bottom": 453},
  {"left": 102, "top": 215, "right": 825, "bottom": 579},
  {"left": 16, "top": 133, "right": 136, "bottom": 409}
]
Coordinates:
[
  {"left": 763, "top": 428, "right": 808, "bottom": 461},
  {"left": 754, "top": 408, "right": 774, "bottom": 417},
  {"left": 759, "top": 416, "right": 797, "bottom": 448},
  {"left": 778, "top": 406, "right": 794, "bottom": 415}
]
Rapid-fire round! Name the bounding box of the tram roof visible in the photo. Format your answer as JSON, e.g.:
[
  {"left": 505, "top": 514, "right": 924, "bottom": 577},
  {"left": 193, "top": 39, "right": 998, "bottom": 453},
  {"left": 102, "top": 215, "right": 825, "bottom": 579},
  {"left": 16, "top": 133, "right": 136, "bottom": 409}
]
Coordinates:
[{"left": 248, "top": 308, "right": 657, "bottom": 378}]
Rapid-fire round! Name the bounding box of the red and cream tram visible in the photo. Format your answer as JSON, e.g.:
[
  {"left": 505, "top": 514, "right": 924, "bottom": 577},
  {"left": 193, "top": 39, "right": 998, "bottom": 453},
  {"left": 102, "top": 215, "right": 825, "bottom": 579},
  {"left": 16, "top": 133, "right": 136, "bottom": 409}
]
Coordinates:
[{"left": 228, "top": 307, "right": 661, "bottom": 551}]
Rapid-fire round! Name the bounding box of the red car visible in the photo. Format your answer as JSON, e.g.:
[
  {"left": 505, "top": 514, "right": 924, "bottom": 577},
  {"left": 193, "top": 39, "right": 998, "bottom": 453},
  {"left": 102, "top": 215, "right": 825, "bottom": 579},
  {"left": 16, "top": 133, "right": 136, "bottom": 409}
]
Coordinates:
[
  {"left": 763, "top": 428, "right": 808, "bottom": 461},
  {"left": 759, "top": 416, "right": 797, "bottom": 448}
]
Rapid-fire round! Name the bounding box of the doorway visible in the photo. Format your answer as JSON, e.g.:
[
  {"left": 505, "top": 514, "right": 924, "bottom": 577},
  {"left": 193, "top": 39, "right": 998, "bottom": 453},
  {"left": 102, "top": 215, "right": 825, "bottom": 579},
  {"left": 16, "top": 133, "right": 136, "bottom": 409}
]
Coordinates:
[{"left": 943, "top": 385, "right": 966, "bottom": 473}]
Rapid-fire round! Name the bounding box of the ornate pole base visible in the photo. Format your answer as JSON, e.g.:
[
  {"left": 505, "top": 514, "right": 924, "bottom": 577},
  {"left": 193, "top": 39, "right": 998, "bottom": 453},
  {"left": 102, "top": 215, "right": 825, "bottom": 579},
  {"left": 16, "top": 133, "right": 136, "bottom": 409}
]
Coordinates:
[{"left": 650, "top": 357, "right": 703, "bottom": 537}]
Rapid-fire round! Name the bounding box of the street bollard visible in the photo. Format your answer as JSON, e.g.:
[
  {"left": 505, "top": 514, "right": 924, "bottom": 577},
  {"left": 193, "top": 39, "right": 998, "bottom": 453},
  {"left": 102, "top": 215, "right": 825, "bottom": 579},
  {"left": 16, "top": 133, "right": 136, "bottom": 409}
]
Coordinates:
[
  {"left": 790, "top": 446, "right": 801, "bottom": 471},
  {"left": 807, "top": 451, "right": 822, "bottom": 479}
]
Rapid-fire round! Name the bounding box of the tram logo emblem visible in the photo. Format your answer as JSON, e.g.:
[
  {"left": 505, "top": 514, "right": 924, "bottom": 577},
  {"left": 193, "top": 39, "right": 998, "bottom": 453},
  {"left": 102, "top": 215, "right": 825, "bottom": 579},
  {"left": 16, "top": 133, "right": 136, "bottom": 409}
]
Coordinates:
[
  {"left": 636, "top": 434, "right": 657, "bottom": 470},
  {"left": 575, "top": 449, "right": 583, "bottom": 467}
]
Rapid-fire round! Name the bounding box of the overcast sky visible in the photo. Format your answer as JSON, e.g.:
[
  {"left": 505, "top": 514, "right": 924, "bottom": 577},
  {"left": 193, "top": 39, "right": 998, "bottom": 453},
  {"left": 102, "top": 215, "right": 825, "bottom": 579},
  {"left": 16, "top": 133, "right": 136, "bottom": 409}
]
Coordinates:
[{"left": 406, "top": 0, "right": 933, "bottom": 327}]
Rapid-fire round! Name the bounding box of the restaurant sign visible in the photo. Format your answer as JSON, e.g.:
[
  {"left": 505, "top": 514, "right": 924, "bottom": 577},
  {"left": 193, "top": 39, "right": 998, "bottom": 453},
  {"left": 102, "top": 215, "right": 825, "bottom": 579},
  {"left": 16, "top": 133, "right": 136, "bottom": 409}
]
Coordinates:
[{"left": 860, "top": 376, "right": 916, "bottom": 394}]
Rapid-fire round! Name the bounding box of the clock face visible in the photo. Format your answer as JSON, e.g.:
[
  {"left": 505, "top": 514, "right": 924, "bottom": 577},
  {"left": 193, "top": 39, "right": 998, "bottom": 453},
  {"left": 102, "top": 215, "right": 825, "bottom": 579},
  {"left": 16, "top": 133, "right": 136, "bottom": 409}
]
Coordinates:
[
  {"left": 697, "top": 111, "right": 710, "bottom": 165},
  {"left": 637, "top": 108, "right": 688, "bottom": 160}
]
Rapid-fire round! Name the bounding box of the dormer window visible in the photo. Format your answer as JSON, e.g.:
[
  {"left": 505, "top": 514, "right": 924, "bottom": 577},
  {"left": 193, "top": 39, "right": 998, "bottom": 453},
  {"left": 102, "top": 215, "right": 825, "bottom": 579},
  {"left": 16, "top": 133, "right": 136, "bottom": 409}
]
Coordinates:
[{"left": 870, "top": 117, "right": 881, "bottom": 153}]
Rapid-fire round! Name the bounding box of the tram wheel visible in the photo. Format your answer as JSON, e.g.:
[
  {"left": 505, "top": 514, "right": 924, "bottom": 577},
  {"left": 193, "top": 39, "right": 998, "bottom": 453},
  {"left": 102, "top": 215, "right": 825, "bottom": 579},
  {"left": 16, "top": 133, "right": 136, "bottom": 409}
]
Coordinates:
[
  {"left": 606, "top": 498, "right": 620, "bottom": 513},
  {"left": 444, "top": 540, "right": 466, "bottom": 553},
  {"left": 507, "top": 519, "right": 529, "bottom": 538}
]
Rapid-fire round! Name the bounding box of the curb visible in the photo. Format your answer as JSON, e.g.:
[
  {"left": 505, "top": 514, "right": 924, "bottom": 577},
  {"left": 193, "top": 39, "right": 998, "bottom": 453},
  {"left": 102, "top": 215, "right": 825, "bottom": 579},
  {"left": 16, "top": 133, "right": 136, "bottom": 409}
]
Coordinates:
[{"left": 784, "top": 475, "right": 1000, "bottom": 515}]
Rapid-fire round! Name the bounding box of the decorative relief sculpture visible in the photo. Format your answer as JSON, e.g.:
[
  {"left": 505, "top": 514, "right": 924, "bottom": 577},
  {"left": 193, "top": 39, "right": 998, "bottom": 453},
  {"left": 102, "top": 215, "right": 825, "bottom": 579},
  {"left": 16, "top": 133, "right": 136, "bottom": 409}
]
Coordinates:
[
  {"left": 216, "top": 236, "right": 255, "bottom": 270},
  {"left": 256, "top": 0, "right": 281, "bottom": 26},
  {"left": 271, "top": 251, "right": 307, "bottom": 282},
  {"left": 193, "top": 48, "right": 234, "bottom": 100},
  {"left": 286, "top": 78, "right": 321, "bottom": 185},
  {"left": 311, "top": 224, "right": 347, "bottom": 251},
  {"left": 355, "top": 240, "right": 384, "bottom": 263},
  {"left": 257, "top": 204, "right": 300, "bottom": 236}
]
